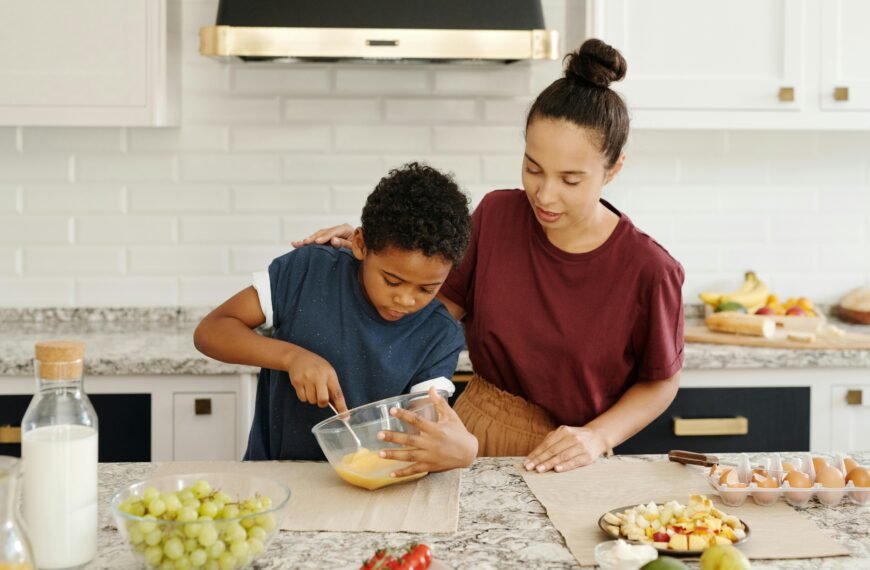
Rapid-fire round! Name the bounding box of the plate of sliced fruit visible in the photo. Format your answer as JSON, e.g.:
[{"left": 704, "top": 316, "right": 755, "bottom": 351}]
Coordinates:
[{"left": 597, "top": 494, "right": 750, "bottom": 557}]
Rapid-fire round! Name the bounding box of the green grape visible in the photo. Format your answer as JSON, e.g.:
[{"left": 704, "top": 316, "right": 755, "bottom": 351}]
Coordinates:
[
  {"left": 257, "top": 496, "right": 273, "bottom": 510},
  {"left": 214, "top": 491, "right": 232, "bottom": 504},
  {"left": 139, "top": 516, "right": 158, "bottom": 534},
  {"left": 206, "top": 539, "right": 225, "bottom": 559},
  {"left": 197, "top": 525, "right": 218, "bottom": 548},
  {"left": 193, "top": 480, "right": 212, "bottom": 499},
  {"left": 241, "top": 498, "right": 258, "bottom": 511},
  {"left": 145, "top": 528, "right": 163, "bottom": 547},
  {"left": 229, "top": 540, "right": 248, "bottom": 558},
  {"left": 190, "top": 549, "right": 208, "bottom": 567},
  {"left": 173, "top": 555, "right": 191, "bottom": 570},
  {"left": 198, "top": 501, "right": 219, "bottom": 518},
  {"left": 164, "top": 536, "right": 185, "bottom": 560},
  {"left": 177, "top": 507, "right": 198, "bottom": 523},
  {"left": 183, "top": 537, "right": 198, "bottom": 553},
  {"left": 205, "top": 561, "right": 220, "bottom": 570},
  {"left": 144, "top": 545, "right": 163, "bottom": 566},
  {"left": 163, "top": 493, "right": 183, "bottom": 513},
  {"left": 148, "top": 498, "right": 167, "bottom": 517},
  {"left": 217, "top": 553, "right": 236, "bottom": 570},
  {"left": 255, "top": 514, "right": 277, "bottom": 532},
  {"left": 247, "top": 526, "right": 267, "bottom": 542},
  {"left": 130, "top": 502, "right": 147, "bottom": 517},
  {"left": 129, "top": 526, "right": 145, "bottom": 545},
  {"left": 221, "top": 523, "right": 246, "bottom": 543},
  {"left": 183, "top": 498, "right": 202, "bottom": 511},
  {"left": 220, "top": 505, "right": 240, "bottom": 519},
  {"left": 179, "top": 489, "right": 196, "bottom": 503},
  {"left": 183, "top": 522, "right": 202, "bottom": 539},
  {"left": 159, "top": 561, "right": 175, "bottom": 570},
  {"left": 143, "top": 486, "right": 160, "bottom": 504},
  {"left": 248, "top": 538, "right": 265, "bottom": 556},
  {"left": 238, "top": 554, "right": 253, "bottom": 569},
  {"left": 240, "top": 517, "right": 255, "bottom": 530}
]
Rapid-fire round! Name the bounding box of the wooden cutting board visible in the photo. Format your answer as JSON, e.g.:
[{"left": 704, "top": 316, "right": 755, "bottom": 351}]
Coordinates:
[{"left": 685, "top": 325, "right": 870, "bottom": 349}]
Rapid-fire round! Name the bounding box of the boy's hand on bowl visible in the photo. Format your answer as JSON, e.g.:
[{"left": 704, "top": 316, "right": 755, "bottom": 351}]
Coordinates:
[
  {"left": 283, "top": 346, "right": 348, "bottom": 413},
  {"left": 377, "top": 388, "right": 478, "bottom": 477}
]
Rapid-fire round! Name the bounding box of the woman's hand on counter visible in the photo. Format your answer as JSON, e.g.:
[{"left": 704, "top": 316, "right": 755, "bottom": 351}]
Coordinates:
[
  {"left": 523, "top": 425, "right": 609, "bottom": 473},
  {"left": 377, "top": 388, "right": 478, "bottom": 476}
]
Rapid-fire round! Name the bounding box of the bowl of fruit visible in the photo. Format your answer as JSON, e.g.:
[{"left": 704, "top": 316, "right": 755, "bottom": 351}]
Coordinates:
[
  {"left": 110, "top": 473, "right": 290, "bottom": 569},
  {"left": 312, "top": 390, "right": 448, "bottom": 491}
]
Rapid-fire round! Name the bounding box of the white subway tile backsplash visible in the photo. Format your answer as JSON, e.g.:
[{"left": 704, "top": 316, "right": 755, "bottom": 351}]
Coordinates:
[
  {"left": 434, "top": 69, "right": 531, "bottom": 95},
  {"left": 181, "top": 0, "right": 218, "bottom": 35},
  {"left": 230, "top": 126, "right": 331, "bottom": 152},
  {"left": 283, "top": 155, "right": 384, "bottom": 183},
  {"left": 22, "top": 128, "right": 122, "bottom": 152},
  {"left": 627, "top": 186, "right": 718, "bottom": 213},
  {"left": 610, "top": 155, "right": 679, "bottom": 185},
  {"left": 22, "top": 185, "right": 124, "bottom": 213},
  {"left": 817, "top": 189, "right": 870, "bottom": 214},
  {"left": 0, "top": 278, "right": 72, "bottom": 306},
  {"left": 23, "top": 246, "right": 124, "bottom": 275},
  {"left": 385, "top": 99, "right": 477, "bottom": 123},
  {"left": 232, "top": 67, "right": 331, "bottom": 94},
  {"left": 281, "top": 215, "right": 361, "bottom": 243},
  {"left": 482, "top": 156, "right": 522, "bottom": 185},
  {"left": 673, "top": 215, "right": 769, "bottom": 243},
  {"left": 0, "top": 185, "right": 19, "bottom": 212},
  {"left": 434, "top": 127, "right": 523, "bottom": 153},
  {"left": 128, "top": 126, "right": 228, "bottom": 152},
  {"left": 284, "top": 99, "right": 382, "bottom": 123},
  {"left": 179, "top": 276, "right": 250, "bottom": 306},
  {"left": 680, "top": 156, "right": 766, "bottom": 185},
  {"left": 331, "top": 185, "right": 370, "bottom": 215},
  {"left": 0, "top": 247, "right": 19, "bottom": 275},
  {"left": 230, "top": 246, "right": 292, "bottom": 274},
  {"left": 129, "top": 247, "right": 227, "bottom": 275},
  {"left": 76, "top": 277, "right": 177, "bottom": 306},
  {"left": 180, "top": 216, "right": 280, "bottom": 244},
  {"left": 128, "top": 185, "right": 230, "bottom": 213},
  {"left": 761, "top": 273, "right": 867, "bottom": 303},
  {"left": 335, "top": 126, "right": 431, "bottom": 152},
  {"left": 726, "top": 131, "right": 819, "bottom": 157},
  {"left": 336, "top": 69, "right": 429, "bottom": 94},
  {"left": 628, "top": 131, "right": 728, "bottom": 155},
  {"left": 717, "top": 186, "right": 817, "bottom": 213},
  {"left": 182, "top": 63, "right": 229, "bottom": 93},
  {"left": 767, "top": 157, "right": 866, "bottom": 185},
  {"left": 770, "top": 214, "right": 866, "bottom": 243},
  {"left": 75, "top": 154, "right": 176, "bottom": 182},
  {"left": 663, "top": 245, "right": 720, "bottom": 273},
  {"left": 720, "top": 245, "right": 818, "bottom": 273},
  {"left": 483, "top": 99, "right": 533, "bottom": 123},
  {"left": 0, "top": 216, "right": 70, "bottom": 244},
  {"left": 383, "top": 155, "right": 482, "bottom": 184},
  {"left": 231, "top": 185, "right": 330, "bottom": 213},
  {"left": 77, "top": 216, "right": 177, "bottom": 244},
  {"left": 183, "top": 95, "right": 282, "bottom": 125},
  {"left": 817, "top": 132, "right": 870, "bottom": 159},
  {"left": 181, "top": 155, "right": 281, "bottom": 182},
  {"left": 0, "top": 128, "right": 18, "bottom": 152},
  {"left": 819, "top": 244, "right": 870, "bottom": 272},
  {"left": 625, "top": 213, "right": 675, "bottom": 244},
  {"left": 0, "top": 155, "right": 70, "bottom": 182}
]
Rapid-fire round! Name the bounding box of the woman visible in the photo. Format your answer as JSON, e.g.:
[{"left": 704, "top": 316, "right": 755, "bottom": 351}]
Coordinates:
[{"left": 294, "top": 39, "right": 684, "bottom": 474}]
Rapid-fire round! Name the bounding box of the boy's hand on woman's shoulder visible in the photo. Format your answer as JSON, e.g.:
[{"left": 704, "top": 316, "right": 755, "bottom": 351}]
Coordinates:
[
  {"left": 376, "top": 388, "right": 478, "bottom": 477},
  {"left": 282, "top": 346, "right": 348, "bottom": 413}
]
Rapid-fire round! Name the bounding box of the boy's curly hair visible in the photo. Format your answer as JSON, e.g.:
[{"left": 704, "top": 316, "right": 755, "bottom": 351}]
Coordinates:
[{"left": 361, "top": 162, "right": 471, "bottom": 265}]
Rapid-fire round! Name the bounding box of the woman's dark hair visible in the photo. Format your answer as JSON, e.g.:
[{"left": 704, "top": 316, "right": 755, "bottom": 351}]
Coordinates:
[
  {"left": 526, "top": 38, "right": 629, "bottom": 168},
  {"left": 361, "top": 162, "right": 471, "bottom": 266}
]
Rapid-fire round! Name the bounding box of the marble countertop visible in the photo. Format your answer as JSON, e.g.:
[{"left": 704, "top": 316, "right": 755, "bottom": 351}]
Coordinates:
[
  {"left": 2, "top": 308, "right": 870, "bottom": 377},
  {"left": 89, "top": 453, "right": 870, "bottom": 569}
]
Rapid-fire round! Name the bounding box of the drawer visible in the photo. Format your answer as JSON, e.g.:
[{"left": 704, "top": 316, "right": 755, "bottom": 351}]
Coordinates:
[
  {"left": 173, "top": 392, "right": 237, "bottom": 461},
  {"left": 615, "top": 387, "right": 810, "bottom": 455}
]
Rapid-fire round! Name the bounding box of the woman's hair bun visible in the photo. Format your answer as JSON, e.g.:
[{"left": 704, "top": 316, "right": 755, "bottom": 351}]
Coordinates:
[{"left": 564, "top": 38, "right": 627, "bottom": 88}]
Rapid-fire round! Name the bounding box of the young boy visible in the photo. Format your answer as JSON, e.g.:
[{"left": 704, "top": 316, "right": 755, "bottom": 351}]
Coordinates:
[{"left": 194, "top": 163, "right": 477, "bottom": 474}]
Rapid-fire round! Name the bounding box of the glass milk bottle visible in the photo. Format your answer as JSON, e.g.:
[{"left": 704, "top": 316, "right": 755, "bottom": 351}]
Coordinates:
[
  {"left": 0, "top": 456, "right": 35, "bottom": 570},
  {"left": 21, "top": 341, "right": 98, "bottom": 569}
]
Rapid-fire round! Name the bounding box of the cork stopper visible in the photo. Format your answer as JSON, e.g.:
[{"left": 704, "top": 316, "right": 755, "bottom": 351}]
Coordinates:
[{"left": 34, "top": 340, "right": 85, "bottom": 381}]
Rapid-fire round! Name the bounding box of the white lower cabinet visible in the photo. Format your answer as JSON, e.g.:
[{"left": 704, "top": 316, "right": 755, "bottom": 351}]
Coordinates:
[
  {"left": 830, "top": 385, "right": 870, "bottom": 451},
  {"left": 173, "top": 392, "right": 238, "bottom": 461}
]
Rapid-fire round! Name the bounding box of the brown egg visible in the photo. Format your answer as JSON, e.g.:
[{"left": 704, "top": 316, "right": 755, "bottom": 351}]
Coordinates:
[
  {"left": 816, "top": 465, "right": 846, "bottom": 488},
  {"left": 784, "top": 470, "right": 813, "bottom": 504},
  {"left": 751, "top": 473, "right": 780, "bottom": 505},
  {"left": 811, "top": 456, "right": 829, "bottom": 474},
  {"left": 720, "top": 482, "right": 749, "bottom": 506},
  {"left": 752, "top": 468, "right": 769, "bottom": 478},
  {"left": 846, "top": 466, "right": 870, "bottom": 487},
  {"left": 843, "top": 457, "right": 860, "bottom": 474},
  {"left": 719, "top": 468, "right": 740, "bottom": 486},
  {"left": 782, "top": 461, "right": 798, "bottom": 473}
]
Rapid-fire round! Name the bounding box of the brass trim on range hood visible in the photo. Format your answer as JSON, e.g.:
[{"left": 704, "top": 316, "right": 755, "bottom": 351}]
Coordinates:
[{"left": 199, "top": 26, "right": 559, "bottom": 62}]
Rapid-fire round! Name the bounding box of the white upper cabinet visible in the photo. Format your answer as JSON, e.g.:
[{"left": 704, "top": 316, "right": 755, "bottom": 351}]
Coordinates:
[
  {"left": 0, "top": 0, "right": 178, "bottom": 126},
  {"left": 588, "top": 0, "right": 870, "bottom": 129},
  {"left": 820, "top": 0, "right": 870, "bottom": 112}
]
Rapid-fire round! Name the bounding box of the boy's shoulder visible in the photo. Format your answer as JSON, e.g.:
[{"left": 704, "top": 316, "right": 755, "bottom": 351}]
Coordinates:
[{"left": 272, "top": 244, "right": 356, "bottom": 270}]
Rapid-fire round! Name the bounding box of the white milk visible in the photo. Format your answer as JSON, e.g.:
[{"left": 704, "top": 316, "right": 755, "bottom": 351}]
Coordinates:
[{"left": 23, "top": 424, "right": 98, "bottom": 569}]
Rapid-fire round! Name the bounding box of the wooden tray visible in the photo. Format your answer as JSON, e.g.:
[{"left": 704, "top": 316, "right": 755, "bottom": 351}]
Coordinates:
[{"left": 685, "top": 325, "right": 870, "bottom": 349}]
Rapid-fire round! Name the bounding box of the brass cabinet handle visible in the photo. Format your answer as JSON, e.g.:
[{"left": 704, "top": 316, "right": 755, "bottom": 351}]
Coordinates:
[
  {"left": 834, "top": 86, "right": 850, "bottom": 101},
  {"left": 846, "top": 390, "right": 863, "bottom": 406},
  {"left": 673, "top": 416, "right": 748, "bottom": 437},
  {"left": 778, "top": 87, "right": 795, "bottom": 102},
  {"left": 0, "top": 425, "right": 21, "bottom": 444},
  {"left": 194, "top": 398, "right": 212, "bottom": 415}
]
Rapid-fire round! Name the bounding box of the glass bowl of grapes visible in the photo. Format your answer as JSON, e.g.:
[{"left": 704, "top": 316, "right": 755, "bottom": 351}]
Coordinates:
[{"left": 110, "top": 473, "right": 291, "bottom": 569}]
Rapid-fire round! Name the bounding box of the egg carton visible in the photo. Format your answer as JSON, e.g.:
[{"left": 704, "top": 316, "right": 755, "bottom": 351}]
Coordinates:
[{"left": 706, "top": 453, "right": 870, "bottom": 508}]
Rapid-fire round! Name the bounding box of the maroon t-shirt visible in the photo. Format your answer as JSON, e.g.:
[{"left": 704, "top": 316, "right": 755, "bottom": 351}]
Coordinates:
[{"left": 441, "top": 190, "right": 685, "bottom": 427}]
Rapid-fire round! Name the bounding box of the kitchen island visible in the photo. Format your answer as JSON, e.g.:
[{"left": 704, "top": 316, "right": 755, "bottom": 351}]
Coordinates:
[{"left": 91, "top": 453, "right": 870, "bottom": 569}]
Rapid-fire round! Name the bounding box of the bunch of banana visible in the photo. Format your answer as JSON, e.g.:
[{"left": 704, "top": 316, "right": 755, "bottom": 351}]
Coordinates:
[{"left": 699, "top": 271, "right": 770, "bottom": 314}]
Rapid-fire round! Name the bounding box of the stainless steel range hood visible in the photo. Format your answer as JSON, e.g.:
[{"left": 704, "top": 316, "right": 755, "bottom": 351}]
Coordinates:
[{"left": 200, "top": 0, "right": 559, "bottom": 63}]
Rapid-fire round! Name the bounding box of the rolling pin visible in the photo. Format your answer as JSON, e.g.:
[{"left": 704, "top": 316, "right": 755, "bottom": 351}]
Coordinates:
[{"left": 704, "top": 312, "right": 775, "bottom": 338}]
